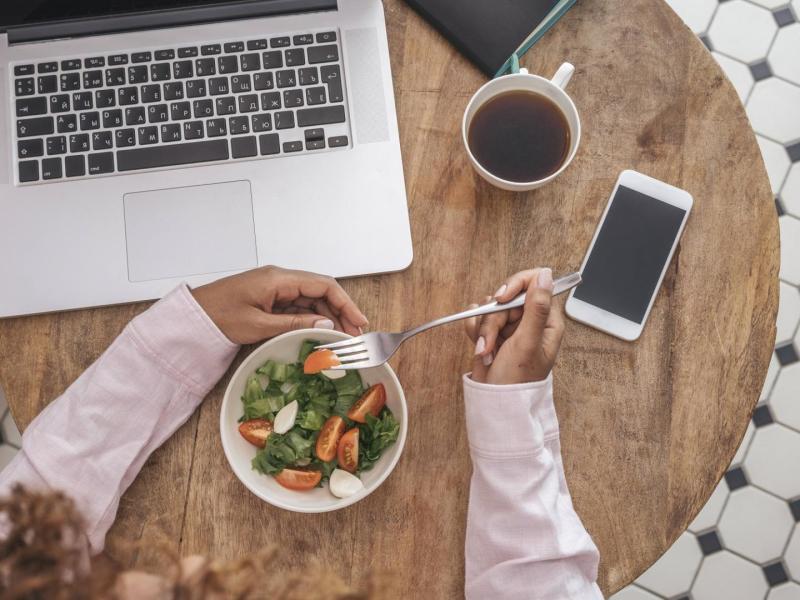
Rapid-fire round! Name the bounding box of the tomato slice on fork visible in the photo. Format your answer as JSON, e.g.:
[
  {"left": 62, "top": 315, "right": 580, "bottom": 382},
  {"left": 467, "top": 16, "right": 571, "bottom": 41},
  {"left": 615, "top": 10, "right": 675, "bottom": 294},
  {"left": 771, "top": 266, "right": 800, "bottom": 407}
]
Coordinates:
[{"left": 303, "top": 348, "right": 341, "bottom": 374}]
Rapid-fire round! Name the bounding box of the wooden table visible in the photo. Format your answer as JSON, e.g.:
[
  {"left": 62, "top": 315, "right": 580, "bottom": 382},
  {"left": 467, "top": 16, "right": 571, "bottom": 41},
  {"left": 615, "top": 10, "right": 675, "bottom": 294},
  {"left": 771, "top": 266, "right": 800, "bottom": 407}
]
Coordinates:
[{"left": 0, "top": 0, "right": 779, "bottom": 596}]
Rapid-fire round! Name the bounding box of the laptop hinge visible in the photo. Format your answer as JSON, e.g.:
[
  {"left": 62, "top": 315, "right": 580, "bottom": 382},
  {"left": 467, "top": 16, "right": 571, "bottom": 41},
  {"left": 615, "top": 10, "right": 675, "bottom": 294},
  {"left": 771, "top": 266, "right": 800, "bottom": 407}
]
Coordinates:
[{"left": 6, "top": 0, "right": 337, "bottom": 45}]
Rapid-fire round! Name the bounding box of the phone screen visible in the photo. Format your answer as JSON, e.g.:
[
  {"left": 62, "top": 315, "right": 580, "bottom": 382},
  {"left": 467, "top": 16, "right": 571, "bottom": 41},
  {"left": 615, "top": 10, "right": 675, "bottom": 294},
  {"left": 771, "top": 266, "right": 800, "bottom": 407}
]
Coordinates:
[{"left": 573, "top": 185, "right": 687, "bottom": 323}]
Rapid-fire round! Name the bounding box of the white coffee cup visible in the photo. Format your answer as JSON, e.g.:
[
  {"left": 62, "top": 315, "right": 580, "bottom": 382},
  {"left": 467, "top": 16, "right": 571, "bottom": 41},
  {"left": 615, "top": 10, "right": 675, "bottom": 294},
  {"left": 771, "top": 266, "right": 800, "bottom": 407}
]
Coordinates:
[{"left": 462, "top": 62, "right": 581, "bottom": 192}]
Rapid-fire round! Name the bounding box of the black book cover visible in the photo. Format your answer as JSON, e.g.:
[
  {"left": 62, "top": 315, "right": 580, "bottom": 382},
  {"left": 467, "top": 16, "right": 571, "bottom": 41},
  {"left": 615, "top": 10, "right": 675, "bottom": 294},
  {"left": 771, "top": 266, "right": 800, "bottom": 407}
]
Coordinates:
[{"left": 403, "top": 0, "right": 560, "bottom": 76}]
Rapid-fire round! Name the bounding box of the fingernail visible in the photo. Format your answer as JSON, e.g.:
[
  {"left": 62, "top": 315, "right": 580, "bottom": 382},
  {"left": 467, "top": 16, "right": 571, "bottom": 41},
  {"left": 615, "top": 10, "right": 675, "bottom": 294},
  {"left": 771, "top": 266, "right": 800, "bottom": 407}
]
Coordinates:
[
  {"left": 494, "top": 284, "right": 507, "bottom": 298},
  {"left": 474, "top": 336, "right": 485, "bottom": 355},
  {"left": 313, "top": 318, "right": 335, "bottom": 330},
  {"left": 482, "top": 352, "right": 493, "bottom": 366},
  {"left": 357, "top": 326, "right": 363, "bottom": 335},
  {"left": 537, "top": 268, "right": 553, "bottom": 290}
]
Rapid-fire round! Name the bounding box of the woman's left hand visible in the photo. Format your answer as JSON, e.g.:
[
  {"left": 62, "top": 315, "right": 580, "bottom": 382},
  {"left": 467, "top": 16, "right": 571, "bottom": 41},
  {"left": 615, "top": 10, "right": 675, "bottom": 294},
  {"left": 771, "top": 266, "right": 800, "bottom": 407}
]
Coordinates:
[{"left": 191, "top": 266, "right": 368, "bottom": 344}]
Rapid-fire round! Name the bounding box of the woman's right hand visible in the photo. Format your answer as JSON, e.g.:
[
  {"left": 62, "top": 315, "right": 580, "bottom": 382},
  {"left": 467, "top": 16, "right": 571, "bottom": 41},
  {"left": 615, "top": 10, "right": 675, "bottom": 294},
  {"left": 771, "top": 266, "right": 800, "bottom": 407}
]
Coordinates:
[{"left": 464, "top": 268, "right": 565, "bottom": 385}]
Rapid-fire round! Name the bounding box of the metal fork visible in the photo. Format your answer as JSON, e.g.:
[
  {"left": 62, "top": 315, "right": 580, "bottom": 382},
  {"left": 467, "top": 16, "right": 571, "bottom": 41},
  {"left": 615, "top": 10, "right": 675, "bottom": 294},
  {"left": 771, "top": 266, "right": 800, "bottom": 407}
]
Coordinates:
[{"left": 317, "top": 271, "right": 582, "bottom": 370}]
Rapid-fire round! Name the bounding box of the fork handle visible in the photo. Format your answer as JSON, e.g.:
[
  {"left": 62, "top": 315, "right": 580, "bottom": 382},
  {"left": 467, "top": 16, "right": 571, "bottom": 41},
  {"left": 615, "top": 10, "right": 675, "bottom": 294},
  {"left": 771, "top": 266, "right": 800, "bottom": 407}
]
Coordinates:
[{"left": 402, "top": 271, "right": 582, "bottom": 340}]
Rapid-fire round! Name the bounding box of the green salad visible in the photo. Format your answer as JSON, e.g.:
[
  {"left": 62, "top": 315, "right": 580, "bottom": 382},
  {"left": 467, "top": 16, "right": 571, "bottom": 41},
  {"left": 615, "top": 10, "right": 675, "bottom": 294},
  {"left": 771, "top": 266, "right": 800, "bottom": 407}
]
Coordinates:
[{"left": 237, "top": 339, "right": 400, "bottom": 495}]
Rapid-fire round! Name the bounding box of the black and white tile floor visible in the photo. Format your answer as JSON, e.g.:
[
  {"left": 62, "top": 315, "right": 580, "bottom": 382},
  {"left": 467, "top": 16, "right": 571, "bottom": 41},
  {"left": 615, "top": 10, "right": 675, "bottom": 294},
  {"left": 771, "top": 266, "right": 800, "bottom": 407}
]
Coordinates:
[{"left": 0, "top": 1, "right": 798, "bottom": 598}]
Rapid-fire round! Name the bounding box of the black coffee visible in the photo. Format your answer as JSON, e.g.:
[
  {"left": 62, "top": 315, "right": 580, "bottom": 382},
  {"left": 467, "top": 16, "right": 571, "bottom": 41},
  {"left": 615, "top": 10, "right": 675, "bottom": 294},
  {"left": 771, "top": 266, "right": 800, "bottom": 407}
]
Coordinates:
[{"left": 468, "top": 91, "right": 570, "bottom": 183}]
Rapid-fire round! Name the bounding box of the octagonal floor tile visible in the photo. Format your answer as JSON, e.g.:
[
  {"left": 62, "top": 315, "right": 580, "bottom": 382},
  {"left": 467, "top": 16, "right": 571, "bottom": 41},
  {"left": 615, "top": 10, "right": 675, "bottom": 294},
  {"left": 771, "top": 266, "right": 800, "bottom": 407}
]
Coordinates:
[
  {"left": 768, "top": 582, "right": 800, "bottom": 600},
  {"left": 744, "top": 425, "right": 800, "bottom": 499},
  {"left": 771, "top": 363, "right": 800, "bottom": 431},
  {"left": 732, "top": 421, "right": 755, "bottom": 466},
  {"left": 769, "top": 23, "right": 800, "bottom": 86},
  {"left": 749, "top": 79, "right": 800, "bottom": 145},
  {"left": 784, "top": 164, "right": 800, "bottom": 219},
  {"left": 763, "top": 353, "right": 781, "bottom": 402},
  {"left": 718, "top": 486, "right": 794, "bottom": 563},
  {"left": 692, "top": 550, "right": 769, "bottom": 600},
  {"left": 635, "top": 531, "right": 702, "bottom": 597},
  {"left": 779, "top": 282, "right": 800, "bottom": 344},
  {"left": 609, "top": 585, "right": 660, "bottom": 600},
  {"left": 786, "top": 524, "right": 800, "bottom": 581},
  {"left": 689, "top": 479, "right": 730, "bottom": 533},
  {"left": 751, "top": 0, "right": 794, "bottom": 8},
  {"left": 712, "top": 52, "right": 754, "bottom": 102},
  {"left": 780, "top": 216, "right": 800, "bottom": 285},
  {"left": 665, "top": 0, "right": 719, "bottom": 34},
  {"left": 758, "top": 135, "right": 792, "bottom": 194},
  {"left": 708, "top": 1, "right": 777, "bottom": 62}
]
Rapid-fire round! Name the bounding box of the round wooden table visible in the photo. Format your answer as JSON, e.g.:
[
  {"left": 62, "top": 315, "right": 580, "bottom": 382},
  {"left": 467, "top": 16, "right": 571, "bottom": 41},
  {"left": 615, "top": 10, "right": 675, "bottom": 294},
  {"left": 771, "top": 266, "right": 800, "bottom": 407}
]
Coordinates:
[{"left": 0, "top": 0, "right": 779, "bottom": 595}]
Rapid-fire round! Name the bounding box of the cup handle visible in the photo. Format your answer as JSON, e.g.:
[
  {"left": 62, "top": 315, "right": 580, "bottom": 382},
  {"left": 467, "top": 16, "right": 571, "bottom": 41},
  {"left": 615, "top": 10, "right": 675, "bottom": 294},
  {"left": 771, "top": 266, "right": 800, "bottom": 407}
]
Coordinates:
[{"left": 550, "top": 62, "right": 575, "bottom": 89}]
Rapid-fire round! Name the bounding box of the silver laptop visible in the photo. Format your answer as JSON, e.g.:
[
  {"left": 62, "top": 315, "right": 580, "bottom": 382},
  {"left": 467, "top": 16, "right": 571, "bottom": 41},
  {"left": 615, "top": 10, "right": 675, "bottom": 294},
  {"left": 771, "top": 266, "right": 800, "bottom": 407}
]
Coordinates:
[{"left": 0, "top": 0, "right": 412, "bottom": 318}]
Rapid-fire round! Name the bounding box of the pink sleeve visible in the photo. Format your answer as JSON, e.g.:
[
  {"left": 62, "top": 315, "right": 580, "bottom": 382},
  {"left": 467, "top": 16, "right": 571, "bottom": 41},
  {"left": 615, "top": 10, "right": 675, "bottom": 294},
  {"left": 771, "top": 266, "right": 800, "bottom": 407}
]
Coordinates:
[
  {"left": 0, "top": 284, "right": 239, "bottom": 553},
  {"left": 462, "top": 374, "right": 603, "bottom": 600}
]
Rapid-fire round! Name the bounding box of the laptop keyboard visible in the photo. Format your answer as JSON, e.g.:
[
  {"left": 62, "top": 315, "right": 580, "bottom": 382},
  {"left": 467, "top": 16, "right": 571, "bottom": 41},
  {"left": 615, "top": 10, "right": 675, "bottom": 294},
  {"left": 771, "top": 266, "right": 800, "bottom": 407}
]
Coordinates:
[{"left": 11, "top": 30, "right": 351, "bottom": 185}]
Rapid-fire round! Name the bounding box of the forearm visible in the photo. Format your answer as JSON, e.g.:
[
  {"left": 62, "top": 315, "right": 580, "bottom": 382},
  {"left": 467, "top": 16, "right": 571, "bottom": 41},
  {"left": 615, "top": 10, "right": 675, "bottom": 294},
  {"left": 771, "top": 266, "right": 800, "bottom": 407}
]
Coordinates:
[
  {"left": 0, "top": 284, "right": 238, "bottom": 552},
  {"left": 463, "top": 375, "right": 602, "bottom": 600}
]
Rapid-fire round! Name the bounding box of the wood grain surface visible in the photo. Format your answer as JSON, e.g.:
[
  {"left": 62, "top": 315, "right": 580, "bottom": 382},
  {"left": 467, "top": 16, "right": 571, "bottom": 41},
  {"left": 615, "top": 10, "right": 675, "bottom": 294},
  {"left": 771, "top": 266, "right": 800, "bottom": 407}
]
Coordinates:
[{"left": 0, "top": 0, "right": 779, "bottom": 596}]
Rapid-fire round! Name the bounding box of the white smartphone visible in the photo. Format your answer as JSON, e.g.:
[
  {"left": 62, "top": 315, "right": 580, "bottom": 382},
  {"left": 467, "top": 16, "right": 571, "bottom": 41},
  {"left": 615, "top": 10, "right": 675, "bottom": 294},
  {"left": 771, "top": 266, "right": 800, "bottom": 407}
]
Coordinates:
[{"left": 565, "top": 170, "right": 693, "bottom": 341}]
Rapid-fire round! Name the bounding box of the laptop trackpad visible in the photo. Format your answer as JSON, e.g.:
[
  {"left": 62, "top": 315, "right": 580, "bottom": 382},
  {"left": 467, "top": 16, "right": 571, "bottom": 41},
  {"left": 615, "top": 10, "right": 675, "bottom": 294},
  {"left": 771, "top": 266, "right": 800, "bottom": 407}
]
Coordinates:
[{"left": 123, "top": 180, "right": 258, "bottom": 282}]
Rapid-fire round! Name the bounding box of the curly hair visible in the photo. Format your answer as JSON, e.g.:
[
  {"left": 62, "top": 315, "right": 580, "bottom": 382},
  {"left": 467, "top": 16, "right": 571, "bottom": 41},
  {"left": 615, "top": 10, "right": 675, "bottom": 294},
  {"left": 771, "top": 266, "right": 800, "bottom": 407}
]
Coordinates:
[{"left": 0, "top": 486, "right": 397, "bottom": 600}]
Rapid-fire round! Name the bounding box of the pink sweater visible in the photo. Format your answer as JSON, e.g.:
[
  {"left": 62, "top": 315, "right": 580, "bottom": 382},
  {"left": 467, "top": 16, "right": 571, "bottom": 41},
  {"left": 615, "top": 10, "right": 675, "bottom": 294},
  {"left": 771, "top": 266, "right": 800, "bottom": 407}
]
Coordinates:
[{"left": 0, "top": 285, "right": 602, "bottom": 599}]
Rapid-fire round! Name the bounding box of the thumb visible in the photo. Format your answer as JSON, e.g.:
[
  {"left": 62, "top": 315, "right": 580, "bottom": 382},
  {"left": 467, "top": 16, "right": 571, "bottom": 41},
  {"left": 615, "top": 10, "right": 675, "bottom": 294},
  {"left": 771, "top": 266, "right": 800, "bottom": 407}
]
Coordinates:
[
  {"left": 515, "top": 268, "right": 553, "bottom": 350},
  {"left": 255, "top": 312, "right": 336, "bottom": 339}
]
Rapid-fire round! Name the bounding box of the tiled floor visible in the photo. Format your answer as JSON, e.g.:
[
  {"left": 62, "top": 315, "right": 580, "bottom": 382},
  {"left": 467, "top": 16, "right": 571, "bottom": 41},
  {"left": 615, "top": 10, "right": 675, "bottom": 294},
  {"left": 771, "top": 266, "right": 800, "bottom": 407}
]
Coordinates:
[{"left": 0, "top": 1, "right": 798, "bottom": 598}]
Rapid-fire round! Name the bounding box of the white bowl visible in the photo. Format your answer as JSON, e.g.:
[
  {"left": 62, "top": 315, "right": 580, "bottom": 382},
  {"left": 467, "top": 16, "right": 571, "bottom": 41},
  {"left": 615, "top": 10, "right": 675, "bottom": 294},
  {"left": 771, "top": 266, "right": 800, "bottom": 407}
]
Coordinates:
[{"left": 220, "top": 328, "right": 408, "bottom": 513}]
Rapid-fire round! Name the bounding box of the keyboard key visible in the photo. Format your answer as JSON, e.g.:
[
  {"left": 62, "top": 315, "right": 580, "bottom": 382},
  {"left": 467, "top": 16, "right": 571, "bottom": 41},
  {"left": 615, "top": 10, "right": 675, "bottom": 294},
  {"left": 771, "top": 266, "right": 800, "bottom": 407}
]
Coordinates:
[
  {"left": 328, "top": 135, "right": 348, "bottom": 147},
  {"left": 132, "top": 52, "right": 152, "bottom": 63},
  {"left": 69, "top": 134, "right": 90, "bottom": 152},
  {"left": 327, "top": 78, "right": 343, "bottom": 102},
  {"left": 305, "top": 86, "right": 326, "bottom": 106},
  {"left": 297, "top": 105, "right": 345, "bottom": 127},
  {"left": 14, "top": 64, "right": 34, "bottom": 76},
  {"left": 170, "top": 101, "right": 191, "bottom": 120},
  {"left": 102, "top": 109, "right": 123, "bottom": 128},
  {"left": 201, "top": 44, "right": 221, "bottom": 55},
  {"left": 285, "top": 49, "right": 305, "bottom": 66},
  {"left": 193, "top": 99, "right": 214, "bottom": 118},
  {"left": 50, "top": 94, "right": 71, "bottom": 113},
  {"left": 117, "top": 139, "right": 229, "bottom": 171},
  {"left": 253, "top": 72, "right": 274, "bottom": 90},
  {"left": 276, "top": 69, "right": 296, "bottom": 88},
  {"left": 274, "top": 110, "right": 294, "bottom": 129},
  {"left": 42, "top": 157, "right": 63, "bottom": 180},
  {"left": 18, "top": 160, "right": 39, "bottom": 182},
  {"left": 105, "top": 68, "right": 126, "bottom": 86},
  {"left": 38, "top": 75, "right": 58, "bottom": 94},
  {"left": 229, "top": 115, "right": 249, "bottom": 134},
  {"left": 65, "top": 155, "right": 85, "bottom": 177},
  {"left": 38, "top": 62, "right": 58, "bottom": 73},
  {"left": 209, "top": 77, "right": 229, "bottom": 95},
  {"left": 125, "top": 106, "right": 146, "bottom": 125},
  {"left": 88, "top": 152, "right": 114, "bottom": 174},
  {"left": 138, "top": 126, "right": 159, "bottom": 145},
  {"left": 238, "top": 94, "right": 259, "bottom": 113},
  {"left": 224, "top": 41, "right": 244, "bottom": 53},
  {"left": 215, "top": 96, "right": 236, "bottom": 115},
  {"left": 252, "top": 113, "right": 272, "bottom": 132},
  {"left": 231, "top": 136, "right": 257, "bottom": 158},
  {"left": 147, "top": 104, "right": 169, "bottom": 123},
  {"left": 73, "top": 92, "right": 93, "bottom": 110},
  {"left": 95, "top": 89, "right": 117, "bottom": 108},
  {"left": 218, "top": 55, "right": 238, "bottom": 74},
  {"left": 173, "top": 60, "right": 193, "bottom": 79},
  {"left": 154, "top": 49, "right": 175, "bottom": 61},
  {"left": 299, "top": 67, "right": 319, "bottom": 85},
  {"left": 83, "top": 70, "right": 103, "bottom": 88},
  {"left": 60, "top": 72, "right": 81, "bottom": 91},
  {"left": 270, "top": 36, "right": 290, "bottom": 48},
  {"left": 163, "top": 82, "right": 184, "bottom": 100},
  {"left": 85, "top": 56, "right": 105, "bottom": 68},
  {"left": 16, "top": 96, "right": 47, "bottom": 117},
  {"left": 240, "top": 53, "right": 260, "bottom": 72},
  {"left": 206, "top": 118, "right": 227, "bottom": 137},
  {"left": 183, "top": 120, "right": 204, "bottom": 140},
  {"left": 178, "top": 46, "right": 198, "bottom": 58},
  {"left": 92, "top": 130, "right": 113, "bottom": 150},
  {"left": 161, "top": 123, "right": 182, "bottom": 142},
  {"left": 15, "top": 78, "right": 35, "bottom": 96},
  {"left": 141, "top": 84, "right": 162, "bottom": 103},
  {"left": 79, "top": 112, "right": 101, "bottom": 130},
  {"left": 128, "top": 65, "right": 148, "bottom": 84},
  {"left": 151, "top": 63, "right": 171, "bottom": 81},
  {"left": 306, "top": 139, "right": 325, "bottom": 150},
  {"left": 18, "top": 138, "right": 44, "bottom": 158},
  {"left": 115, "top": 128, "right": 136, "bottom": 148},
  {"left": 109, "top": 54, "right": 128, "bottom": 66},
  {"left": 304, "top": 128, "right": 324, "bottom": 141},
  {"left": 231, "top": 74, "right": 252, "bottom": 93},
  {"left": 118, "top": 87, "right": 139, "bottom": 105},
  {"left": 261, "top": 91, "right": 281, "bottom": 110},
  {"left": 262, "top": 51, "right": 283, "bottom": 69},
  {"left": 17, "top": 116, "right": 54, "bottom": 137},
  {"left": 283, "top": 141, "right": 302, "bottom": 152},
  {"left": 186, "top": 79, "right": 207, "bottom": 98},
  {"left": 283, "top": 89, "right": 304, "bottom": 107},
  {"left": 293, "top": 33, "right": 314, "bottom": 45},
  {"left": 316, "top": 31, "right": 337, "bottom": 43},
  {"left": 61, "top": 59, "right": 81, "bottom": 71},
  {"left": 56, "top": 114, "right": 77, "bottom": 133},
  {"left": 259, "top": 133, "right": 279, "bottom": 155},
  {"left": 247, "top": 39, "right": 268, "bottom": 50},
  {"left": 196, "top": 58, "right": 216, "bottom": 76},
  {"left": 308, "top": 45, "right": 339, "bottom": 64},
  {"left": 46, "top": 136, "right": 67, "bottom": 155}
]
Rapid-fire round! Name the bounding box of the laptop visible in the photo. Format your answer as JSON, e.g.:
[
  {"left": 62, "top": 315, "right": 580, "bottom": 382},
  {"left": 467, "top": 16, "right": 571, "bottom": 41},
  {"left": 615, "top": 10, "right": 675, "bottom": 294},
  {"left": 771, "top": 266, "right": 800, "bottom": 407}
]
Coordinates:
[{"left": 0, "top": 0, "right": 412, "bottom": 318}]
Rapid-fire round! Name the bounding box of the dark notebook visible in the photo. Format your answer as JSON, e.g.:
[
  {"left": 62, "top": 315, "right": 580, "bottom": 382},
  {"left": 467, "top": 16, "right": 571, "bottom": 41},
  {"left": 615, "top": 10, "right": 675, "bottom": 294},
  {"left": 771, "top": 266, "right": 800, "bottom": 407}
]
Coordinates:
[{"left": 404, "top": 0, "right": 576, "bottom": 77}]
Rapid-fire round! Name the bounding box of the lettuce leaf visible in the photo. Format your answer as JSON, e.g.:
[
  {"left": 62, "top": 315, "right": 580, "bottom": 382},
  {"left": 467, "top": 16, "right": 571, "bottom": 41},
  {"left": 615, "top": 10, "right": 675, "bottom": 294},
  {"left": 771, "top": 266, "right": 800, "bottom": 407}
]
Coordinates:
[
  {"left": 251, "top": 428, "right": 315, "bottom": 475},
  {"left": 357, "top": 410, "right": 400, "bottom": 472},
  {"left": 332, "top": 370, "right": 364, "bottom": 398},
  {"left": 296, "top": 407, "right": 328, "bottom": 431}
]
